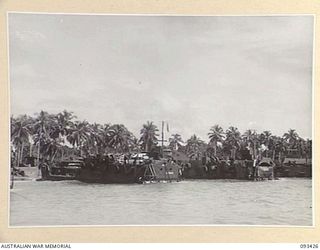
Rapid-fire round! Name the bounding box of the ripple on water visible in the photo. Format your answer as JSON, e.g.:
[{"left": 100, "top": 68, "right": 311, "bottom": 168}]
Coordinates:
[{"left": 9, "top": 178, "right": 313, "bottom": 226}]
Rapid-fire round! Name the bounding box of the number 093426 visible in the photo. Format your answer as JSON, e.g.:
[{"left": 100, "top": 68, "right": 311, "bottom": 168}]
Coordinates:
[{"left": 300, "top": 244, "right": 319, "bottom": 248}]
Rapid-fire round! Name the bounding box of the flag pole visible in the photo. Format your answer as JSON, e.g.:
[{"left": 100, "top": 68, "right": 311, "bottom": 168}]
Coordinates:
[{"left": 161, "top": 121, "right": 164, "bottom": 157}]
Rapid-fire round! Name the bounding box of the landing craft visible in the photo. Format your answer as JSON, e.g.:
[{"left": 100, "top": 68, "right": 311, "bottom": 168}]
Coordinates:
[
  {"left": 180, "top": 151, "right": 276, "bottom": 181},
  {"left": 76, "top": 149, "right": 181, "bottom": 184},
  {"left": 76, "top": 121, "right": 181, "bottom": 184},
  {"left": 254, "top": 157, "right": 275, "bottom": 180},
  {"left": 38, "top": 151, "right": 181, "bottom": 184}
]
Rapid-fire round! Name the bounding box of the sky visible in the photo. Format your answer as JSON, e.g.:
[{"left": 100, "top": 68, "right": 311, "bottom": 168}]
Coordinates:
[{"left": 8, "top": 14, "right": 314, "bottom": 141}]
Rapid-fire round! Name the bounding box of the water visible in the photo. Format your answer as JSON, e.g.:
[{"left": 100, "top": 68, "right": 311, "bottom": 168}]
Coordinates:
[{"left": 10, "top": 178, "right": 312, "bottom": 226}]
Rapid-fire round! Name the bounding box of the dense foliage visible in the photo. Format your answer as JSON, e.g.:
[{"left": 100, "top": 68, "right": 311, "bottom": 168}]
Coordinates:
[{"left": 10, "top": 110, "right": 312, "bottom": 168}]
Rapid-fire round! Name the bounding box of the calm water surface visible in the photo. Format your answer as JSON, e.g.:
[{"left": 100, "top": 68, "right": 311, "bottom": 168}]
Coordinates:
[{"left": 10, "top": 178, "right": 312, "bottom": 226}]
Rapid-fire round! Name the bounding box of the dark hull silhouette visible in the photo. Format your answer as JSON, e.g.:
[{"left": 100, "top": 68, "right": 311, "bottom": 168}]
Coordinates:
[
  {"left": 78, "top": 157, "right": 181, "bottom": 184},
  {"left": 39, "top": 161, "right": 81, "bottom": 181},
  {"left": 79, "top": 164, "right": 147, "bottom": 184},
  {"left": 182, "top": 160, "right": 251, "bottom": 180},
  {"left": 182, "top": 159, "right": 274, "bottom": 181}
]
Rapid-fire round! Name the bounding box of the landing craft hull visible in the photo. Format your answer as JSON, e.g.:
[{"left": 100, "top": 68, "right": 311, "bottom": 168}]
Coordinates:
[
  {"left": 79, "top": 164, "right": 147, "bottom": 184},
  {"left": 182, "top": 160, "right": 252, "bottom": 180},
  {"left": 78, "top": 158, "right": 181, "bottom": 184},
  {"left": 277, "top": 164, "right": 312, "bottom": 178},
  {"left": 149, "top": 160, "right": 180, "bottom": 182},
  {"left": 40, "top": 162, "right": 81, "bottom": 181},
  {"left": 182, "top": 160, "right": 275, "bottom": 181}
]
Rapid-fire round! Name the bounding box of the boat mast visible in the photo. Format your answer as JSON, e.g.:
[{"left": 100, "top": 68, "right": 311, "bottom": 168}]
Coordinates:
[{"left": 161, "top": 121, "right": 164, "bottom": 157}]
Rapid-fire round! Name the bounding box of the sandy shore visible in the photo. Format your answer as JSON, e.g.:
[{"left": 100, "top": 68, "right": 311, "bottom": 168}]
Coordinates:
[{"left": 13, "top": 166, "right": 39, "bottom": 181}]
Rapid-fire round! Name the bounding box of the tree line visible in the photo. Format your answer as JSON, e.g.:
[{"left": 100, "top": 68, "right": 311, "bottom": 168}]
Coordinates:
[{"left": 11, "top": 110, "right": 312, "bottom": 167}]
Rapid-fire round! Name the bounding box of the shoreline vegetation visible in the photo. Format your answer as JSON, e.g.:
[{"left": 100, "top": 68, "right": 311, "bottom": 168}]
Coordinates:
[{"left": 11, "top": 110, "right": 312, "bottom": 172}]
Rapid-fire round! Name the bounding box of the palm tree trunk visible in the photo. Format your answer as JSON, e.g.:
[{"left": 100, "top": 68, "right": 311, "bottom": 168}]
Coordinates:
[
  {"left": 37, "top": 141, "right": 41, "bottom": 176},
  {"left": 272, "top": 150, "right": 275, "bottom": 161},
  {"left": 231, "top": 147, "right": 236, "bottom": 159},
  {"left": 20, "top": 142, "right": 24, "bottom": 165},
  {"left": 51, "top": 150, "right": 57, "bottom": 162},
  {"left": 37, "top": 142, "right": 41, "bottom": 166},
  {"left": 29, "top": 143, "right": 33, "bottom": 157},
  {"left": 28, "top": 143, "right": 33, "bottom": 167},
  {"left": 16, "top": 146, "right": 20, "bottom": 168},
  {"left": 213, "top": 141, "right": 217, "bottom": 157},
  {"left": 279, "top": 151, "right": 281, "bottom": 162}
]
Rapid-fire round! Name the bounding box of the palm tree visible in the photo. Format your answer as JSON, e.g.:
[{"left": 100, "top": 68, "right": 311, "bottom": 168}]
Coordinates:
[
  {"left": 275, "top": 137, "right": 287, "bottom": 162},
  {"left": 243, "top": 129, "right": 262, "bottom": 159},
  {"left": 208, "top": 125, "right": 224, "bottom": 157},
  {"left": 186, "top": 134, "right": 204, "bottom": 159},
  {"left": 283, "top": 129, "right": 300, "bottom": 158},
  {"left": 11, "top": 115, "right": 32, "bottom": 167},
  {"left": 225, "top": 126, "right": 241, "bottom": 159},
  {"left": 51, "top": 110, "right": 76, "bottom": 159},
  {"left": 99, "top": 123, "right": 111, "bottom": 154},
  {"left": 108, "top": 124, "right": 132, "bottom": 153},
  {"left": 51, "top": 110, "right": 75, "bottom": 139},
  {"left": 139, "top": 121, "right": 159, "bottom": 152},
  {"left": 67, "top": 120, "right": 91, "bottom": 156},
  {"left": 268, "top": 135, "right": 277, "bottom": 160},
  {"left": 262, "top": 131, "right": 272, "bottom": 142},
  {"left": 88, "top": 122, "right": 104, "bottom": 155},
  {"left": 296, "top": 138, "right": 306, "bottom": 158},
  {"left": 283, "top": 129, "right": 300, "bottom": 148},
  {"left": 33, "top": 111, "right": 54, "bottom": 166},
  {"left": 169, "top": 133, "right": 184, "bottom": 151},
  {"left": 261, "top": 131, "right": 272, "bottom": 157},
  {"left": 305, "top": 139, "right": 312, "bottom": 160},
  {"left": 41, "top": 137, "right": 64, "bottom": 162},
  {"left": 128, "top": 136, "right": 141, "bottom": 153}
]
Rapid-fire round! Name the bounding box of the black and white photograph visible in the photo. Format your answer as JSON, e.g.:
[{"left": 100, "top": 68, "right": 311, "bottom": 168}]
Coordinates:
[{"left": 8, "top": 13, "right": 313, "bottom": 227}]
